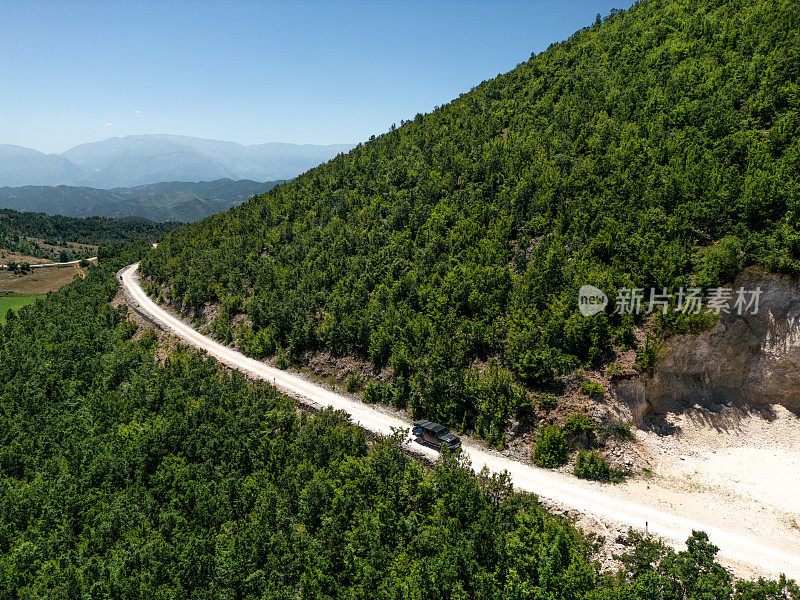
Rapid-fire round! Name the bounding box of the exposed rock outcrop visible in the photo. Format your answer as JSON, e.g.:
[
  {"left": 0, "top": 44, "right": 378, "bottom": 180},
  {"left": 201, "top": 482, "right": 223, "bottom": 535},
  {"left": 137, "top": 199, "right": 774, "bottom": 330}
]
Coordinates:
[{"left": 615, "top": 267, "right": 800, "bottom": 419}]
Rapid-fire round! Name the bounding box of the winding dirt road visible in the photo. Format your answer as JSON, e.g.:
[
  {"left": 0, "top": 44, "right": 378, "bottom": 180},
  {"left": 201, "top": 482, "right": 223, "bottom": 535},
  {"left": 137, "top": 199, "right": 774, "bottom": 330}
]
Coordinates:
[{"left": 119, "top": 262, "right": 800, "bottom": 580}]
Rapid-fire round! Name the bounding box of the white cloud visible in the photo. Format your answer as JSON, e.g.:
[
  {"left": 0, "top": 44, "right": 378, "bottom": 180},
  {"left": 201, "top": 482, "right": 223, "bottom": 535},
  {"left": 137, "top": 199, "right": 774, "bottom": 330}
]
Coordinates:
[
  {"left": 103, "top": 122, "right": 115, "bottom": 127},
  {"left": 134, "top": 110, "right": 142, "bottom": 114}
]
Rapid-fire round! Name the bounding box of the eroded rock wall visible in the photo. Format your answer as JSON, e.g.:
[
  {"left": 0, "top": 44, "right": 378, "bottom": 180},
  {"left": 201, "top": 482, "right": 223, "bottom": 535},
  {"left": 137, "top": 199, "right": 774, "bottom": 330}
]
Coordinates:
[{"left": 616, "top": 267, "right": 800, "bottom": 418}]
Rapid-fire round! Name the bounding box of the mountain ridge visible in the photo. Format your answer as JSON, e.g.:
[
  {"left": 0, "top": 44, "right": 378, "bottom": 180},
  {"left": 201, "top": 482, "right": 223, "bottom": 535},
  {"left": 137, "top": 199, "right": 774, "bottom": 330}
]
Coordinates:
[
  {"left": 0, "top": 135, "right": 354, "bottom": 188},
  {"left": 0, "top": 178, "right": 286, "bottom": 222}
]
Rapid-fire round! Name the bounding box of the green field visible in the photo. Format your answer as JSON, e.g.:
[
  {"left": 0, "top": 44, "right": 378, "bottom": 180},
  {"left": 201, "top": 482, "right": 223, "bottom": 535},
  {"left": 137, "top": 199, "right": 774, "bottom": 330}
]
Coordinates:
[{"left": 0, "top": 295, "right": 38, "bottom": 323}]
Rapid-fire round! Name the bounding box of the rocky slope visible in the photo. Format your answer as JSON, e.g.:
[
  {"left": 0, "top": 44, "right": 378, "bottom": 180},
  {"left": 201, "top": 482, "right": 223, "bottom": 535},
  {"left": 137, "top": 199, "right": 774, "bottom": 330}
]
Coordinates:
[{"left": 617, "top": 267, "right": 800, "bottom": 419}]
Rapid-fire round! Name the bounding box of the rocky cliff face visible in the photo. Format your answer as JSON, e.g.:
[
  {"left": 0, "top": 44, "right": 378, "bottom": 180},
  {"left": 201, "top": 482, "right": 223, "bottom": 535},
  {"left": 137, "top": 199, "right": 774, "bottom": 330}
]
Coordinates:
[{"left": 615, "top": 267, "right": 800, "bottom": 420}]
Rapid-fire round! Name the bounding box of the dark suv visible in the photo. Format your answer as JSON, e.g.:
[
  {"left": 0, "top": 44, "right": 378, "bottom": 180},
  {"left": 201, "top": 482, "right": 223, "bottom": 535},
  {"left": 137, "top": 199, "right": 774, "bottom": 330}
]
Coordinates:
[{"left": 412, "top": 419, "right": 461, "bottom": 451}]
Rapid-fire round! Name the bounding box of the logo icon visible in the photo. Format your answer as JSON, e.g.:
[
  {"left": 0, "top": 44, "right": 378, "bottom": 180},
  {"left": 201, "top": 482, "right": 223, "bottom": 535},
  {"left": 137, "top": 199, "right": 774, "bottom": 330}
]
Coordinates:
[{"left": 578, "top": 285, "right": 608, "bottom": 317}]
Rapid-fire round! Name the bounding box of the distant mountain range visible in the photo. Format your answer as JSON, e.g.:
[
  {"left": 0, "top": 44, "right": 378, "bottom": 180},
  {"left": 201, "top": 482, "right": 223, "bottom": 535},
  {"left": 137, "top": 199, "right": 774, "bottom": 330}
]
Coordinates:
[
  {"left": 0, "top": 179, "right": 285, "bottom": 223},
  {"left": 0, "top": 135, "right": 354, "bottom": 188}
]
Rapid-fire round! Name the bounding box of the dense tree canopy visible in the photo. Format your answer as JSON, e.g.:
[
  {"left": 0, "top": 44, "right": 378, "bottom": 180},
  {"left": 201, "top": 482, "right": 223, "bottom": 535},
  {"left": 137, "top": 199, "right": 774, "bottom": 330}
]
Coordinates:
[
  {"left": 1, "top": 0, "right": 799, "bottom": 594},
  {"left": 0, "top": 209, "right": 178, "bottom": 261},
  {"left": 0, "top": 245, "right": 796, "bottom": 597},
  {"left": 140, "top": 0, "right": 800, "bottom": 440}
]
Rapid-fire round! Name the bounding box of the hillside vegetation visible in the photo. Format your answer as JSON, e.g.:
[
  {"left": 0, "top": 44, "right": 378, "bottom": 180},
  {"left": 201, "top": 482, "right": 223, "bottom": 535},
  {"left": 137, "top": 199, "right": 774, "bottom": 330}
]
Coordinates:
[
  {"left": 0, "top": 179, "right": 285, "bottom": 223},
  {"left": 0, "top": 295, "right": 36, "bottom": 324},
  {"left": 0, "top": 244, "right": 797, "bottom": 598},
  {"left": 141, "top": 0, "right": 800, "bottom": 443},
  {"left": 0, "top": 209, "right": 178, "bottom": 261}
]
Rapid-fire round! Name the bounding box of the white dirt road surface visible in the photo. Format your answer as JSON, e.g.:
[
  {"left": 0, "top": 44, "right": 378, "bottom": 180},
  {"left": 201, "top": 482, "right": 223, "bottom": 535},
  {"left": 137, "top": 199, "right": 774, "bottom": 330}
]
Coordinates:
[{"left": 119, "top": 263, "right": 800, "bottom": 581}]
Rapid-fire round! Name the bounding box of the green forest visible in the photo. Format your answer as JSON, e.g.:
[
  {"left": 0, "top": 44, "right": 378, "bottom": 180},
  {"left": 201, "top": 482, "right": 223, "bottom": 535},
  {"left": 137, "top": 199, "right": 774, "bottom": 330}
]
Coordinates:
[
  {"left": 1, "top": 0, "right": 799, "bottom": 595},
  {"left": 0, "top": 209, "right": 179, "bottom": 261},
  {"left": 140, "top": 0, "right": 800, "bottom": 443},
  {"left": 0, "top": 245, "right": 796, "bottom": 598}
]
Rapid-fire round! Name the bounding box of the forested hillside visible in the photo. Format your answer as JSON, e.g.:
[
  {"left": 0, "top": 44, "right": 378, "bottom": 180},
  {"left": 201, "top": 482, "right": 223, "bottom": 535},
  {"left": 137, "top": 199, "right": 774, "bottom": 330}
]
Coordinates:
[
  {"left": 0, "top": 179, "right": 286, "bottom": 223},
  {"left": 141, "top": 0, "right": 800, "bottom": 442},
  {"left": 0, "top": 209, "right": 178, "bottom": 261},
  {"left": 0, "top": 245, "right": 796, "bottom": 598}
]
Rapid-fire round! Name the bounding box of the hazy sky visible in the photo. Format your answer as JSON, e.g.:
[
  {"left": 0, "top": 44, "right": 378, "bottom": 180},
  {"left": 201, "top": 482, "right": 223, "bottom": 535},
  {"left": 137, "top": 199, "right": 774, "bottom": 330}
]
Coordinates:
[{"left": 1, "top": 0, "right": 634, "bottom": 154}]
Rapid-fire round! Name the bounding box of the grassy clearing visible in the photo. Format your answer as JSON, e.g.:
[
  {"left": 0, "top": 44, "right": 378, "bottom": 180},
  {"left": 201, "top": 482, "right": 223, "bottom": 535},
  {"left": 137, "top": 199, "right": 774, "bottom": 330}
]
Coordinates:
[
  {"left": 0, "top": 265, "right": 88, "bottom": 295},
  {"left": 0, "top": 250, "right": 52, "bottom": 265},
  {"left": 0, "top": 295, "right": 38, "bottom": 323},
  {"left": 24, "top": 237, "right": 98, "bottom": 260}
]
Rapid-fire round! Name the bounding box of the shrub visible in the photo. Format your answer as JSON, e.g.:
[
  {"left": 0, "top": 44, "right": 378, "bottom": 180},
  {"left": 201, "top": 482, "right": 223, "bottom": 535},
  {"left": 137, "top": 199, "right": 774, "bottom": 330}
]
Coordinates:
[
  {"left": 598, "top": 420, "right": 634, "bottom": 443},
  {"left": 605, "top": 362, "right": 623, "bottom": 377},
  {"left": 346, "top": 373, "right": 362, "bottom": 393},
  {"left": 614, "top": 314, "right": 637, "bottom": 350},
  {"left": 538, "top": 394, "right": 558, "bottom": 412},
  {"left": 635, "top": 334, "right": 663, "bottom": 375},
  {"left": 362, "top": 381, "right": 391, "bottom": 404},
  {"left": 238, "top": 325, "right": 276, "bottom": 360},
  {"left": 694, "top": 235, "right": 743, "bottom": 287},
  {"left": 563, "top": 414, "right": 596, "bottom": 436},
  {"left": 533, "top": 425, "right": 569, "bottom": 468},
  {"left": 580, "top": 379, "right": 605, "bottom": 397},
  {"left": 391, "top": 376, "right": 409, "bottom": 410},
  {"left": 464, "top": 362, "right": 527, "bottom": 446},
  {"left": 139, "top": 329, "right": 158, "bottom": 349},
  {"left": 513, "top": 346, "right": 570, "bottom": 388},
  {"left": 275, "top": 347, "right": 289, "bottom": 369},
  {"left": 574, "top": 450, "right": 612, "bottom": 481}
]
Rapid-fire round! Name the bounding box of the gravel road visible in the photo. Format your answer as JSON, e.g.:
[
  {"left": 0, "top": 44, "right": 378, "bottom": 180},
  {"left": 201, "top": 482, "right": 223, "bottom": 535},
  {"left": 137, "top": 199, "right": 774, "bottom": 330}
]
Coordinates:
[{"left": 119, "top": 262, "right": 800, "bottom": 581}]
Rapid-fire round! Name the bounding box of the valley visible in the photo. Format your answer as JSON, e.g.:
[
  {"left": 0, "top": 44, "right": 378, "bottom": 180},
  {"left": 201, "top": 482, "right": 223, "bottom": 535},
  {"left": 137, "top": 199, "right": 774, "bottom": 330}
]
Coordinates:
[{"left": 0, "top": 179, "right": 287, "bottom": 222}]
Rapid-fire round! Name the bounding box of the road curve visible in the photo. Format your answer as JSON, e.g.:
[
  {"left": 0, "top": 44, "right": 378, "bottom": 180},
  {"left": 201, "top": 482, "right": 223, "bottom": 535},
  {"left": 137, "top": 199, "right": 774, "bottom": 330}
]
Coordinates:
[{"left": 119, "top": 262, "right": 800, "bottom": 580}]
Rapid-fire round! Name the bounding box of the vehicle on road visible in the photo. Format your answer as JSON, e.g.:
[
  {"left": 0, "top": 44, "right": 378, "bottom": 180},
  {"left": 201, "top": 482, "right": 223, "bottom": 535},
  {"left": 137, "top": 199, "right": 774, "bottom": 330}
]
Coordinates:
[
  {"left": 119, "top": 262, "right": 800, "bottom": 579},
  {"left": 413, "top": 419, "right": 461, "bottom": 451}
]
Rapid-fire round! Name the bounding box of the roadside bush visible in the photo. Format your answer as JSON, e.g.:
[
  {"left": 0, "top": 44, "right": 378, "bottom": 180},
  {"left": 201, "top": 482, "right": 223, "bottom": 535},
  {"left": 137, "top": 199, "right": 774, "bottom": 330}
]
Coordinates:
[
  {"left": 563, "top": 413, "right": 596, "bottom": 436},
  {"left": 363, "top": 381, "right": 391, "bottom": 404},
  {"left": 574, "top": 450, "right": 613, "bottom": 481},
  {"left": 564, "top": 413, "right": 597, "bottom": 449},
  {"left": 346, "top": 373, "right": 362, "bottom": 393},
  {"left": 465, "top": 362, "right": 527, "bottom": 448},
  {"left": 598, "top": 420, "right": 634, "bottom": 443},
  {"left": 275, "top": 346, "right": 289, "bottom": 369},
  {"left": 580, "top": 379, "right": 605, "bottom": 397},
  {"left": 533, "top": 425, "right": 569, "bottom": 468},
  {"left": 238, "top": 325, "right": 276, "bottom": 360}
]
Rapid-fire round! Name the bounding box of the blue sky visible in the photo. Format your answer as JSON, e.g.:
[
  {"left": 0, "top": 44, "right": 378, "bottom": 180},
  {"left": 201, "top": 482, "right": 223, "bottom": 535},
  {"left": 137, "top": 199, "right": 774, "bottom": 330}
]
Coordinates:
[{"left": 0, "top": 0, "right": 634, "bottom": 154}]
